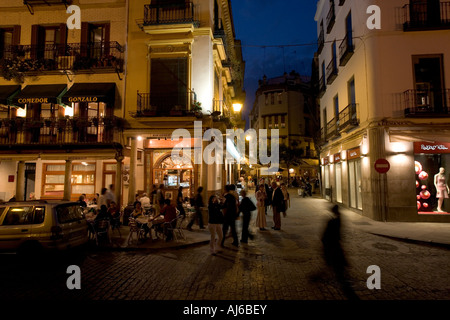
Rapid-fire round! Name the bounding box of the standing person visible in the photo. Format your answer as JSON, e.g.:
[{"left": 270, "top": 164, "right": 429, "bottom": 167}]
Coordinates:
[
  {"left": 255, "top": 184, "right": 267, "bottom": 231},
  {"left": 98, "top": 188, "right": 109, "bottom": 210},
  {"left": 271, "top": 181, "right": 284, "bottom": 230},
  {"left": 176, "top": 186, "right": 186, "bottom": 217},
  {"left": 106, "top": 184, "right": 116, "bottom": 206},
  {"left": 140, "top": 193, "right": 151, "bottom": 212},
  {"left": 239, "top": 190, "right": 256, "bottom": 243},
  {"left": 208, "top": 195, "right": 224, "bottom": 255},
  {"left": 187, "top": 187, "right": 205, "bottom": 231},
  {"left": 150, "top": 184, "right": 157, "bottom": 204},
  {"left": 322, "top": 205, "right": 359, "bottom": 300},
  {"left": 280, "top": 183, "right": 289, "bottom": 217},
  {"left": 157, "top": 184, "right": 165, "bottom": 207},
  {"left": 264, "top": 179, "right": 272, "bottom": 215},
  {"left": 221, "top": 184, "right": 239, "bottom": 247}
]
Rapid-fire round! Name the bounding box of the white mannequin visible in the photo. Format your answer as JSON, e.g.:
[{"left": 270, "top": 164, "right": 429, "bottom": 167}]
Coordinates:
[{"left": 434, "top": 167, "right": 449, "bottom": 212}]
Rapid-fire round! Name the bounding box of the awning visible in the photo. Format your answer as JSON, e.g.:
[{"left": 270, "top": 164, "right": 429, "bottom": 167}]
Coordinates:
[
  {"left": 12, "top": 84, "right": 67, "bottom": 105},
  {"left": 0, "top": 85, "right": 21, "bottom": 105},
  {"left": 389, "top": 129, "right": 450, "bottom": 143},
  {"left": 61, "top": 83, "right": 116, "bottom": 105}
]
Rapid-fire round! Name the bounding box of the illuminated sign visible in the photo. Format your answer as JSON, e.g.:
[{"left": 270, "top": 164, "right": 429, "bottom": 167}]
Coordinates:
[
  {"left": 347, "top": 147, "right": 361, "bottom": 160},
  {"left": 414, "top": 142, "right": 450, "bottom": 154},
  {"left": 67, "top": 96, "right": 98, "bottom": 103},
  {"left": 17, "top": 98, "right": 49, "bottom": 104},
  {"left": 333, "top": 153, "right": 341, "bottom": 163}
]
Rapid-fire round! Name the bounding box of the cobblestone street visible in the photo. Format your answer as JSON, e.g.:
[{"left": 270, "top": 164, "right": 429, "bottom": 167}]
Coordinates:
[{"left": 1, "top": 194, "right": 449, "bottom": 305}]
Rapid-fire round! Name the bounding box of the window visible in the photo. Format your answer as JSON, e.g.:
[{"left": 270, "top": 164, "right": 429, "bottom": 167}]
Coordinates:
[
  {"left": 150, "top": 58, "right": 188, "bottom": 113},
  {"left": 281, "top": 115, "right": 286, "bottom": 128},
  {"left": 348, "top": 78, "right": 356, "bottom": 105},
  {"left": 274, "top": 115, "right": 279, "bottom": 129},
  {"left": 334, "top": 95, "right": 339, "bottom": 121},
  {"left": 271, "top": 93, "right": 275, "bottom": 105},
  {"left": 277, "top": 92, "right": 283, "bottom": 104},
  {"left": 1, "top": 206, "right": 44, "bottom": 226},
  {"left": 0, "top": 26, "right": 20, "bottom": 59},
  {"left": 56, "top": 204, "right": 84, "bottom": 224},
  {"left": 31, "top": 24, "right": 67, "bottom": 59},
  {"left": 42, "top": 162, "right": 96, "bottom": 199},
  {"left": 268, "top": 116, "right": 272, "bottom": 129}
]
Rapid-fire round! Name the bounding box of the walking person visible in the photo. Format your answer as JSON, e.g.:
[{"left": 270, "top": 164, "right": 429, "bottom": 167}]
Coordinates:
[
  {"left": 220, "top": 184, "right": 239, "bottom": 247},
  {"left": 176, "top": 186, "right": 186, "bottom": 217},
  {"left": 239, "top": 190, "right": 256, "bottom": 243},
  {"left": 187, "top": 187, "right": 205, "bottom": 231},
  {"left": 280, "top": 183, "right": 289, "bottom": 217},
  {"left": 255, "top": 184, "right": 267, "bottom": 231},
  {"left": 271, "top": 181, "right": 284, "bottom": 230},
  {"left": 264, "top": 179, "right": 272, "bottom": 215},
  {"left": 322, "top": 205, "right": 359, "bottom": 300},
  {"left": 208, "top": 195, "right": 224, "bottom": 255}
]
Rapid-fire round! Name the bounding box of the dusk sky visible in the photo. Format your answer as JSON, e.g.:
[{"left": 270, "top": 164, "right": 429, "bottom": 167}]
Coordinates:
[{"left": 230, "top": 0, "right": 318, "bottom": 121}]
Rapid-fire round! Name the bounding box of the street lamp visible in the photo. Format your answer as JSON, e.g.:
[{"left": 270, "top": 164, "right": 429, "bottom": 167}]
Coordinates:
[{"left": 232, "top": 103, "right": 243, "bottom": 113}]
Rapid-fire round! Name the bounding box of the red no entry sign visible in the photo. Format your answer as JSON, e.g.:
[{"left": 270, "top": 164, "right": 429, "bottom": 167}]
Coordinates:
[{"left": 374, "top": 158, "right": 390, "bottom": 174}]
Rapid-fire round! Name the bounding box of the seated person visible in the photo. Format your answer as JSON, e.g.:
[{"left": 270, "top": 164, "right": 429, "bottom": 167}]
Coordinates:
[
  {"left": 140, "top": 193, "right": 151, "bottom": 211},
  {"left": 160, "top": 199, "right": 177, "bottom": 241},
  {"left": 78, "top": 195, "right": 87, "bottom": 208},
  {"left": 95, "top": 205, "right": 111, "bottom": 221},
  {"left": 132, "top": 201, "right": 150, "bottom": 238},
  {"left": 108, "top": 201, "right": 120, "bottom": 219}
]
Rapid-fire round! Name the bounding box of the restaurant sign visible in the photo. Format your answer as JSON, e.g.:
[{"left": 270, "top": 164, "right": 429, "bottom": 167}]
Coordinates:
[
  {"left": 333, "top": 153, "right": 341, "bottom": 163},
  {"left": 414, "top": 142, "right": 450, "bottom": 154},
  {"left": 322, "top": 157, "right": 329, "bottom": 165},
  {"left": 347, "top": 147, "right": 361, "bottom": 160},
  {"left": 17, "top": 98, "right": 49, "bottom": 104},
  {"left": 67, "top": 96, "right": 99, "bottom": 103}
]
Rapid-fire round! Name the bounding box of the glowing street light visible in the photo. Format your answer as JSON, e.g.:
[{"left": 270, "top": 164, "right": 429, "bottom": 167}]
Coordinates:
[{"left": 232, "top": 103, "right": 242, "bottom": 113}]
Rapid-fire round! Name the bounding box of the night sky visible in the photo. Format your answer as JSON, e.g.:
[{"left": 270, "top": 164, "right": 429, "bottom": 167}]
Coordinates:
[{"left": 230, "top": 0, "right": 318, "bottom": 122}]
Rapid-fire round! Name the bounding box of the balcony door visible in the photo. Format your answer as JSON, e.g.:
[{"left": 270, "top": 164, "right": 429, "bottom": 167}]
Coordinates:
[
  {"left": 150, "top": 58, "right": 188, "bottom": 114},
  {"left": 80, "top": 22, "right": 110, "bottom": 59},
  {"left": 410, "top": 0, "right": 441, "bottom": 26},
  {"left": 31, "top": 25, "right": 67, "bottom": 60},
  {"left": 413, "top": 55, "right": 445, "bottom": 112}
]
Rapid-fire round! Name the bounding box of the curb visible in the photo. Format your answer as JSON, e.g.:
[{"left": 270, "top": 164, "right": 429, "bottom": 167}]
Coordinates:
[
  {"left": 90, "top": 239, "right": 211, "bottom": 252},
  {"left": 368, "top": 232, "right": 450, "bottom": 250}
]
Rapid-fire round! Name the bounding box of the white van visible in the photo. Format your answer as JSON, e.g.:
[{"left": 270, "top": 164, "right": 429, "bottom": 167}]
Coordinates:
[{"left": 0, "top": 201, "right": 88, "bottom": 254}]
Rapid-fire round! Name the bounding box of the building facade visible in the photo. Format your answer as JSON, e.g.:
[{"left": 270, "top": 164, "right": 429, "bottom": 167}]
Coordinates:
[
  {"left": 249, "top": 71, "right": 319, "bottom": 181},
  {"left": 315, "top": 0, "right": 450, "bottom": 222},
  {"left": 0, "top": 0, "right": 245, "bottom": 206}
]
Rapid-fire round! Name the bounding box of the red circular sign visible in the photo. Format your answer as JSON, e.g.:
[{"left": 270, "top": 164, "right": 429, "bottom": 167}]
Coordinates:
[{"left": 374, "top": 159, "right": 390, "bottom": 174}]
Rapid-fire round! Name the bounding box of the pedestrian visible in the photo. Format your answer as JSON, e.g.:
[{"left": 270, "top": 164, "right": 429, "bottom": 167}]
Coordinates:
[
  {"left": 239, "top": 190, "right": 256, "bottom": 243},
  {"left": 271, "top": 181, "right": 284, "bottom": 230},
  {"left": 157, "top": 184, "right": 165, "bottom": 207},
  {"left": 263, "top": 179, "right": 272, "bottom": 215},
  {"left": 98, "top": 187, "right": 109, "bottom": 210},
  {"left": 208, "top": 195, "right": 224, "bottom": 255},
  {"left": 280, "top": 183, "right": 289, "bottom": 217},
  {"left": 187, "top": 187, "right": 205, "bottom": 231},
  {"left": 106, "top": 184, "right": 116, "bottom": 205},
  {"left": 322, "top": 205, "right": 359, "bottom": 300},
  {"left": 220, "top": 184, "right": 239, "bottom": 247},
  {"left": 140, "top": 193, "right": 151, "bottom": 212},
  {"left": 255, "top": 184, "right": 267, "bottom": 231},
  {"left": 78, "top": 195, "right": 87, "bottom": 208},
  {"left": 176, "top": 186, "right": 186, "bottom": 217},
  {"left": 150, "top": 184, "right": 157, "bottom": 204}
]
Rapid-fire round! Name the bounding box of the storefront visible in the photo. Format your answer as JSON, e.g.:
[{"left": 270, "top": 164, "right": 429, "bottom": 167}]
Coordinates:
[
  {"left": 414, "top": 141, "right": 450, "bottom": 215},
  {"left": 347, "top": 146, "right": 362, "bottom": 210},
  {"left": 333, "top": 152, "right": 342, "bottom": 203}
]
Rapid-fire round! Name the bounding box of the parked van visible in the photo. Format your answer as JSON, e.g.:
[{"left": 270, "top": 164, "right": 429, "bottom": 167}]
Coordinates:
[{"left": 0, "top": 201, "right": 89, "bottom": 254}]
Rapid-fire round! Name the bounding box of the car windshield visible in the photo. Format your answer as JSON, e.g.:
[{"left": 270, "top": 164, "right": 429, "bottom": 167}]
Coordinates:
[{"left": 56, "top": 204, "right": 84, "bottom": 224}]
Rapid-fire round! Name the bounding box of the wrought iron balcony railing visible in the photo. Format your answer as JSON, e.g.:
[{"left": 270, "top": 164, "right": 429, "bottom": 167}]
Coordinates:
[
  {"left": 403, "top": 2, "right": 450, "bottom": 31},
  {"left": 0, "top": 116, "right": 123, "bottom": 145},
  {"left": 326, "top": 3, "right": 336, "bottom": 34},
  {"left": 339, "top": 103, "right": 359, "bottom": 132},
  {"left": 326, "top": 59, "right": 338, "bottom": 84},
  {"left": 339, "top": 32, "right": 354, "bottom": 66},
  {"left": 0, "top": 42, "right": 124, "bottom": 77},
  {"left": 403, "top": 89, "right": 450, "bottom": 117},
  {"left": 143, "top": 1, "right": 199, "bottom": 26},
  {"left": 136, "top": 90, "right": 197, "bottom": 117},
  {"left": 326, "top": 117, "right": 339, "bottom": 140}
]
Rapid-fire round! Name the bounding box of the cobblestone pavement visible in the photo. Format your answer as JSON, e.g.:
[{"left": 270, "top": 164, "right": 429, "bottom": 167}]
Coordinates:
[{"left": 0, "top": 194, "right": 449, "bottom": 303}]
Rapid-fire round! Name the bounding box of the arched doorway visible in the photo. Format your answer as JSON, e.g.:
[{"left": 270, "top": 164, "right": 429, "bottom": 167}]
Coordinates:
[{"left": 153, "top": 153, "right": 194, "bottom": 200}]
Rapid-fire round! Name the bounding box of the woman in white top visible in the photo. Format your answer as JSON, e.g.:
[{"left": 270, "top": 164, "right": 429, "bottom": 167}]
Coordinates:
[{"left": 255, "top": 184, "right": 267, "bottom": 230}]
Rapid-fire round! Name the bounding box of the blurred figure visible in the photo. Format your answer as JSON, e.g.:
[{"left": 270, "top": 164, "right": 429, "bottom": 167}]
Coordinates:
[
  {"left": 78, "top": 195, "right": 87, "bottom": 208},
  {"left": 255, "top": 184, "right": 267, "bottom": 230},
  {"left": 176, "top": 186, "right": 186, "bottom": 217},
  {"left": 271, "top": 181, "right": 284, "bottom": 230},
  {"left": 208, "top": 195, "right": 224, "bottom": 255},
  {"left": 140, "top": 193, "right": 151, "bottom": 211},
  {"left": 221, "top": 184, "right": 239, "bottom": 247},
  {"left": 280, "top": 183, "right": 289, "bottom": 217},
  {"left": 321, "top": 205, "right": 359, "bottom": 300},
  {"left": 239, "top": 190, "right": 256, "bottom": 243},
  {"left": 187, "top": 187, "right": 205, "bottom": 231},
  {"left": 29, "top": 192, "right": 36, "bottom": 200}
]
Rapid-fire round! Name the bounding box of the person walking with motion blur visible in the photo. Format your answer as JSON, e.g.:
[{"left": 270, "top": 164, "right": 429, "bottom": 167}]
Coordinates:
[
  {"left": 271, "top": 181, "right": 284, "bottom": 230},
  {"left": 239, "top": 190, "right": 256, "bottom": 243},
  {"left": 322, "top": 205, "right": 359, "bottom": 300},
  {"left": 220, "top": 184, "right": 239, "bottom": 247},
  {"left": 208, "top": 195, "right": 224, "bottom": 255},
  {"left": 255, "top": 184, "right": 267, "bottom": 231},
  {"left": 187, "top": 187, "right": 205, "bottom": 231}
]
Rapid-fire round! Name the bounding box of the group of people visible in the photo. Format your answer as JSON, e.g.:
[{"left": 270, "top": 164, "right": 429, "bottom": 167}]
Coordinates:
[
  {"left": 255, "top": 180, "right": 289, "bottom": 230},
  {"left": 79, "top": 184, "right": 121, "bottom": 223}
]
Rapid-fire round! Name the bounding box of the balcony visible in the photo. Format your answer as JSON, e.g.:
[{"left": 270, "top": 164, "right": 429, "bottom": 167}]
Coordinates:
[
  {"left": 0, "top": 116, "right": 123, "bottom": 146},
  {"left": 339, "top": 0, "right": 346, "bottom": 5},
  {"left": 326, "top": 59, "right": 338, "bottom": 84},
  {"left": 0, "top": 42, "right": 124, "bottom": 81},
  {"left": 318, "top": 76, "right": 326, "bottom": 98},
  {"left": 326, "top": 3, "right": 336, "bottom": 34},
  {"left": 326, "top": 118, "right": 340, "bottom": 140},
  {"left": 140, "top": 1, "right": 200, "bottom": 31},
  {"left": 403, "top": 2, "right": 450, "bottom": 31},
  {"left": 403, "top": 89, "right": 450, "bottom": 117},
  {"left": 135, "top": 90, "right": 197, "bottom": 117},
  {"left": 317, "top": 29, "right": 325, "bottom": 54},
  {"left": 339, "top": 33, "right": 354, "bottom": 66},
  {"left": 338, "top": 103, "right": 359, "bottom": 132}
]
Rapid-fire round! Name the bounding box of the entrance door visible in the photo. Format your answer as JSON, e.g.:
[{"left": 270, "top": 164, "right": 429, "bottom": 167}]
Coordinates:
[
  {"left": 348, "top": 159, "right": 362, "bottom": 210},
  {"left": 24, "top": 163, "right": 36, "bottom": 201},
  {"left": 335, "top": 162, "right": 342, "bottom": 203},
  {"left": 413, "top": 55, "right": 445, "bottom": 112}
]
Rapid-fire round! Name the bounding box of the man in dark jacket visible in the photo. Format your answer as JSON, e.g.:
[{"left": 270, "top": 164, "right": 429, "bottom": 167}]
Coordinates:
[
  {"left": 239, "top": 190, "right": 256, "bottom": 243},
  {"left": 271, "top": 181, "right": 284, "bottom": 230},
  {"left": 187, "top": 187, "right": 205, "bottom": 230},
  {"left": 221, "top": 184, "right": 239, "bottom": 247}
]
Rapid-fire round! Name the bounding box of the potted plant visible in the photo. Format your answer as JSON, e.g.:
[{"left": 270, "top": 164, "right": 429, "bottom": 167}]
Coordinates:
[{"left": 191, "top": 101, "right": 202, "bottom": 118}]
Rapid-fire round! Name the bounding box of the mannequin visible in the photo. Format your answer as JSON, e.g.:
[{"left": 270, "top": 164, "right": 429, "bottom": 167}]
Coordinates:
[{"left": 434, "top": 167, "right": 449, "bottom": 212}]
